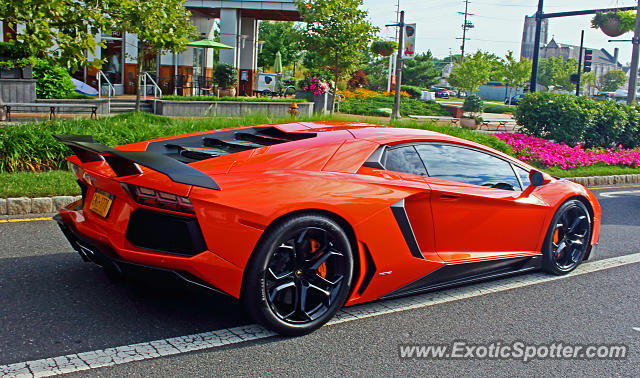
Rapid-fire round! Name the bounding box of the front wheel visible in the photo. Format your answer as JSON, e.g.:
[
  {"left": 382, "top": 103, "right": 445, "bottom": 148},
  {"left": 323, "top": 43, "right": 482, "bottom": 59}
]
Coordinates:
[
  {"left": 541, "top": 199, "right": 592, "bottom": 275},
  {"left": 243, "top": 214, "right": 354, "bottom": 336}
]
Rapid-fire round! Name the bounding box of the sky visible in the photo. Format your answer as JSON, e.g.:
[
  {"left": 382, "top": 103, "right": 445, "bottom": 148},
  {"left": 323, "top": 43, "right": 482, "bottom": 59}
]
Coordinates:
[{"left": 362, "top": 0, "right": 638, "bottom": 65}]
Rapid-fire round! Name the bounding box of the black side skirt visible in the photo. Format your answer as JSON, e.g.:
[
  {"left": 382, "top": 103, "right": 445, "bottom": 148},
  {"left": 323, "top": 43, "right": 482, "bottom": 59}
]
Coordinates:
[{"left": 380, "top": 255, "right": 542, "bottom": 300}]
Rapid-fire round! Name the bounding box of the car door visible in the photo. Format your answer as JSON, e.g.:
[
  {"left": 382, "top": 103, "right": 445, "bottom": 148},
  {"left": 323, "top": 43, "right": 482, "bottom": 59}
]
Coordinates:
[
  {"left": 414, "top": 143, "right": 548, "bottom": 263},
  {"left": 377, "top": 144, "right": 438, "bottom": 261}
]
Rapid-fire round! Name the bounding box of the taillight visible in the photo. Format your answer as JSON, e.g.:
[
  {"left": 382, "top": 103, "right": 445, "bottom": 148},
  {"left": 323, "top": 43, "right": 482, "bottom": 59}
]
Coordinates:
[{"left": 123, "top": 184, "right": 194, "bottom": 214}]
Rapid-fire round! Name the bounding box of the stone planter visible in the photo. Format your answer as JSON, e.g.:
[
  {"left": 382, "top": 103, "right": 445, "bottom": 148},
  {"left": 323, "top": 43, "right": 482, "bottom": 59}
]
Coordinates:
[
  {"left": 0, "top": 65, "right": 33, "bottom": 79},
  {"left": 600, "top": 19, "right": 627, "bottom": 38},
  {"left": 460, "top": 117, "right": 480, "bottom": 129},
  {"left": 0, "top": 68, "right": 21, "bottom": 79},
  {"left": 216, "top": 88, "right": 236, "bottom": 97},
  {"left": 21, "top": 65, "right": 33, "bottom": 79},
  {"left": 156, "top": 100, "right": 314, "bottom": 117},
  {"left": 312, "top": 92, "right": 335, "bottom": 114},
  {"left": 295, "top": 90, "right": 311, "bottom": 100}
]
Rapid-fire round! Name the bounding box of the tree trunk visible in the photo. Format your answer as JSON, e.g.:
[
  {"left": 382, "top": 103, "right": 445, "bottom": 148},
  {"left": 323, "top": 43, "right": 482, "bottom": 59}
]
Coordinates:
[
  {"left": 135, "top": 42, "right": 144, "bottom": 112},
  {"left": 331, "top": 54, "right": 339, "bottom": 115},
  {"left": 508, "top": 86, "right": 513, "bottom": 107}
]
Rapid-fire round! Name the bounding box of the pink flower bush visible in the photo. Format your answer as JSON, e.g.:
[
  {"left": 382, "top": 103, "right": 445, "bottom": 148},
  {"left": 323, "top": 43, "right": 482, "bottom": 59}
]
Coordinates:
[
  {"left": 496, "top": 133, "right": 640, "bottom": 170},
  {"left": 302, "top": 77, "right": 330, "bottom": 96}
]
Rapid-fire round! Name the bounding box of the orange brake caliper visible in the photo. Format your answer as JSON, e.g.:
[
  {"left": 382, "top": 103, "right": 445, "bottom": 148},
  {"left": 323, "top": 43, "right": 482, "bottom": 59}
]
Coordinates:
[{"left": 310, "top": 239, "right": 327, "bottom": 278}]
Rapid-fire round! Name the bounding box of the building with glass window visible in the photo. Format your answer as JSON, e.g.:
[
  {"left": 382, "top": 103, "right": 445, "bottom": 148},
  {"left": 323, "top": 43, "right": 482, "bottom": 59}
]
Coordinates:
[{"left": 1, "top": 0, "right": 300, "bottom": 96}]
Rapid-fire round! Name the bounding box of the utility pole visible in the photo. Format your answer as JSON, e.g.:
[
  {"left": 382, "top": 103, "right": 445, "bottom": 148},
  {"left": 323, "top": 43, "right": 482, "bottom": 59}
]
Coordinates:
[
  {"left": 530, "top": 0, "right": 544, "bottom": 92},
  {"left": 576, "top": 30, "right": 584, "bottom": 97},
  {"left": 458, "top": 0, "right": 473, "bottom": 62},
  {"left": 386, "top": 10, "right": 405, "bottom": 120},
  {"left": 627, "top": 0, "right": 640, "bottom": 104},
  {"left": 387, "top": 0, "right": 401, "bottom": 93}
]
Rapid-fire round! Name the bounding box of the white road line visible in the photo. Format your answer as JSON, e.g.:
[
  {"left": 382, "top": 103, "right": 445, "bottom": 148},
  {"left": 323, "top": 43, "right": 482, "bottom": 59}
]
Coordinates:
[
  {"left": 2, "top": 252, "right": 640, "bottom": 377},
  {"left": 633, "top": 327, "right": 640, "bottom": 332},
  {"left": 599, "top": 190, "right": 640, "bottom": 198}
]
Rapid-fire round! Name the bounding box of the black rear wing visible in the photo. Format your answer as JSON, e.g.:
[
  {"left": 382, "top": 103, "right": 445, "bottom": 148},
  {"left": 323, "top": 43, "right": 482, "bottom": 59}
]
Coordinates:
[{"left": 53, "top": 134, "right": 220, "bottom": 190}]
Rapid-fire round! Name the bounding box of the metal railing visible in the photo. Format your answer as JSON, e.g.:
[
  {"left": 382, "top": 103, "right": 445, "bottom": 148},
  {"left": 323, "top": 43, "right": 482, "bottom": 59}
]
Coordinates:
[
  {"left": 142, "top": 72, "right": 162, "bottom": 99},
  {"left": 97, "top": 70, "right": 115, "bottom": 114},
  {"left": 142, "top": 72, "right": 162, "bottom": 114}
]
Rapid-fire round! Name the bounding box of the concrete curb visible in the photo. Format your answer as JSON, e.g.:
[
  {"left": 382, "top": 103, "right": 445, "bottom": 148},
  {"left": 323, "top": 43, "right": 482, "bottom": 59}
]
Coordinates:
[
  {"left": 0, "top": 174, "right": 639, "bottom": 216},
  {"left": 564, "top": 174, "right": 640, "bottom": 187},
  {"left": 0, "top": 196, "right": 81, "bottom": 216}
]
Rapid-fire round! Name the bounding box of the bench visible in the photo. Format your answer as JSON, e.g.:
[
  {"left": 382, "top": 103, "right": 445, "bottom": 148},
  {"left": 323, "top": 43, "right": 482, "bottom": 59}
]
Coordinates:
[
  {"left": 479, "top": 119, "right": 514, "bottom": 131},
  {"left": 408, "top": 115, "right": 460, "bottom": 126},
  {"left": 3, "top": 102, "right": 98, "bottom": 121}
]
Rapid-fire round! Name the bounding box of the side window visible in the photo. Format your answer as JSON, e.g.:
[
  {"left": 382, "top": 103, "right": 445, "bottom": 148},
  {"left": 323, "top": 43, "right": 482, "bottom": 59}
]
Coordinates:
[
  {"left": 515, "top": 166, "right": 531, "bottom": 188},
  {"left": 415, "top": 144, "right": 522, "bottom": 191},
  {"left": 384, "top": 146, "right": 427, "bottom": 176}
]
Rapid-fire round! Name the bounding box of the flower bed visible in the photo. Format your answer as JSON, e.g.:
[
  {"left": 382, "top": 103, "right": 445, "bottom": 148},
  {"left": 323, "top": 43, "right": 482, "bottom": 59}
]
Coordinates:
[{"left": 496, "top": 133, "right": 640, "bottom": 170}]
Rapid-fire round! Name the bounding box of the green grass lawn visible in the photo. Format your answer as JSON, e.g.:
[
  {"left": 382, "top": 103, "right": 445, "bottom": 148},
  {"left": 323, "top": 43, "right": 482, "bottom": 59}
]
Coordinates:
[
  {"left": 0, "top": 112, "right": 637, "bottom": 198},
  {"left": 0, "top": 170, "right": 80, "bottom": 198},
  {"left": 542, "top": 164, "right": 640, "bottom": 178}
]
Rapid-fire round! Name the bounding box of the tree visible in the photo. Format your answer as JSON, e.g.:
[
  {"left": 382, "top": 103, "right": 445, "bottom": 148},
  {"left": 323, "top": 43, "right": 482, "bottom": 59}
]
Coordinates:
[
  {"left": 598, "top": 69, "right": 628, "bottom": 92},
  {"left": 296, "top": 0, "right": 378, "bottom": 112},
  {"left": 113, "top": 0, "right": 196, "bottom": 111},
  {"left": 447, "top": 51, "right": 494, "bottom": 92},
  {"left": 402, "top": 51, "right": 441, "bottom": 89},
  {"left": 361, "top": 55, "right": 389, "bottom": 92},
  {"left": 0, "top": 0, "right": 114, "bottom": 70},
  {"left": 537, "top": 56, "right": 578, "bottom": 92},
  {"left": 582, "top": 71, "right": 597, "bottom": 96},
  {"left": 500, "top": 51, "right": 532, "bottom": 105},
  {"left": 257, "top": 21, "right": 301, "bottom": 72}
]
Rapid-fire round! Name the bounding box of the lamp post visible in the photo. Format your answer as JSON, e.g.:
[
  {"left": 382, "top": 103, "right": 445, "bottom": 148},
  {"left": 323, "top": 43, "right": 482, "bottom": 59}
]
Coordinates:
[{"left": 386, "top": 10, "right": 405, "bottom": 120}]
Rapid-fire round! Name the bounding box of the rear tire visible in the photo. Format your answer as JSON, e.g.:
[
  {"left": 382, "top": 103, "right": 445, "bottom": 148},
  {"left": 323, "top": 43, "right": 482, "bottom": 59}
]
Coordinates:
[
  {"left": 243, "top": 214, "right": 354, "bottom": 336},
  {"left": 541, "top": 199, "right": 592, "bottom": 275}
]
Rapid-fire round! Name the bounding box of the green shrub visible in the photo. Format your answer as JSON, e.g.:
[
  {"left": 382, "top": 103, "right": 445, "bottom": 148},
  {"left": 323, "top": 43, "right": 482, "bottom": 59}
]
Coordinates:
[
  {"left": 0, "top": 112, "right": 339, "bottom": 173},
  {"left": 484, "top": 104, "right": 516, "bottom": 115},
  {"left": 515, "top": 92, "right": 589, "bottom": 146},
  {"left": 0, "top": 41, "right": 31, "bottom": 59},
  {"left": 339, "top": 95, "right": 449, "bottom": 117},
  {"left": 32, "top": 59, "right": 76, "bottom": 99},
  {"left": 462, "top": 94, "right": 484, "bottom": 114},
  {"left": 400, "top": 85, "right": 423, "bottom": 99},
  {"left": 581, "top": 97, "right": 626, "bottom": 148},
  {"left": 516, "top": 92, "right": 640, "bottom": 147},
  {"left": 213, "top": 63, "right": 238, "bottom": 89}
]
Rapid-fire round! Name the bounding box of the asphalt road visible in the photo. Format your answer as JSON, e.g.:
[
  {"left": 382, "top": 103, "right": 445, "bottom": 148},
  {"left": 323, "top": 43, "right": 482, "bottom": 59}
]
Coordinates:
[{"left": 1, "top": 185, "right": 639, "bottom": 376}]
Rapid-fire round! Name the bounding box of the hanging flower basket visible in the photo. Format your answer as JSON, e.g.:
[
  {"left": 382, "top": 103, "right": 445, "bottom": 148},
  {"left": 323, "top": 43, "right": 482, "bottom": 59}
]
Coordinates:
[
  {"left": 591, "top": 11, "right": 636, "bottom": 38},
  {"left": 371, "top": 41, "right": 398, "bottom": 57}
]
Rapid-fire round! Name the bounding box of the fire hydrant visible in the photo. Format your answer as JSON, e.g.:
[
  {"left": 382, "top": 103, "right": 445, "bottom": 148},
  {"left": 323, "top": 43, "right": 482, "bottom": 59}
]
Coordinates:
[{"left": 288, "top": 102, "right": 299, "bottom": 117}]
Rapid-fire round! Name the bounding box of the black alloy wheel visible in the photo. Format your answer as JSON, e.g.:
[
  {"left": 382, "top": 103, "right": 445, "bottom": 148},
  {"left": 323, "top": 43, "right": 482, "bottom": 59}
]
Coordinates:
[
  {"left": 542, "top": 199, "right": 592, "bottom": 275},
  {"left": 243, "top": 214, "right": 354, "bottom": 335}
]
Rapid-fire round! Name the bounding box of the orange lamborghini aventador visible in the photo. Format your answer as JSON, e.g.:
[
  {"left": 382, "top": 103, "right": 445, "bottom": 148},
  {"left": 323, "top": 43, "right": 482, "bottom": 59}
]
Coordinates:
[{"left": 54, "top": 121, "right": 601, "bottom": 335}]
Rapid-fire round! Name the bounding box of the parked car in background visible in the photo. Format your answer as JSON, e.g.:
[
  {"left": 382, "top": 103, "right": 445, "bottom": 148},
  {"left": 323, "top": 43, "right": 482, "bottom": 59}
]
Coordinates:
[
  {"left": 434, "top": 88, "right": 450, "bottom": 99},
  {"left": 505, "top": 94, "right": 525, "bottom": 105}
]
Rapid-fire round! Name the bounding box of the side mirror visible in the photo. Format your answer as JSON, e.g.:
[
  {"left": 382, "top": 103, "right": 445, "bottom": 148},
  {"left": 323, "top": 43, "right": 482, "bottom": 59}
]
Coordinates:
[{"left": 529, "top": 170, "right": 545, "bottom": 187}]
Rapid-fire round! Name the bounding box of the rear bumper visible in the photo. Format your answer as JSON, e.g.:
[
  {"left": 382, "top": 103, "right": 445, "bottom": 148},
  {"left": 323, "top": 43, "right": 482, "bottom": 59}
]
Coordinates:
[{"left": 54, "top": 210, "right": 237, "bottom": 297}]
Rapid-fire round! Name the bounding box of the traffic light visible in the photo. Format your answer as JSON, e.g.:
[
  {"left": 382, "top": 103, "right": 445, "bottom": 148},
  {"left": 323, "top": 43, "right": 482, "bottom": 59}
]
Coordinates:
[{"left": 583, "top": 49, "right": 593, "bottom": 73}]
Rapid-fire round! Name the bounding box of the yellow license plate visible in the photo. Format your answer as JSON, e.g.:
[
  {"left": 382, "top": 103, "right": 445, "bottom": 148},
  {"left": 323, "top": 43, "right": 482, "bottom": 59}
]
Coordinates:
[{"left": 89, "top": 190, "right": 114, "bottom": 218}]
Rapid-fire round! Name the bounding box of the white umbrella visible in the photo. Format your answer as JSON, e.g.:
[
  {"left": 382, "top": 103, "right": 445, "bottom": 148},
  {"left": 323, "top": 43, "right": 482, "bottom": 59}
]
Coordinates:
[{"left": 71, "top": 78, "right": 98, "bottom": 95}]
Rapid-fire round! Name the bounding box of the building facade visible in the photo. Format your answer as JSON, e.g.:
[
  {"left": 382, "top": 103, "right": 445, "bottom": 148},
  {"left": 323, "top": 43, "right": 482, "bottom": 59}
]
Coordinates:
[
  {"left": 520, "top": 15, "right": 549, "bottom": 60},
  {"left": 540, "top": 38, "right": 623, "bottom": 81},
  {"left": 1, "top": 0, "right": 300, "bottom": 95}
]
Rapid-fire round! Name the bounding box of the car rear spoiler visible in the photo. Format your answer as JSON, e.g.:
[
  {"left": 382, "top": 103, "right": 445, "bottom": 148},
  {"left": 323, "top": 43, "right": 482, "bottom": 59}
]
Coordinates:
[{"left": 53, "top": 134, "right": 220, "bottom": 190}]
